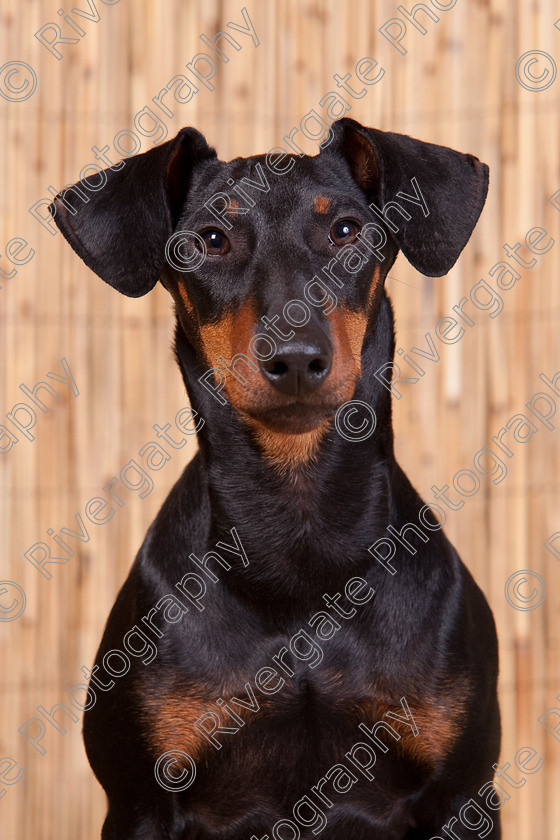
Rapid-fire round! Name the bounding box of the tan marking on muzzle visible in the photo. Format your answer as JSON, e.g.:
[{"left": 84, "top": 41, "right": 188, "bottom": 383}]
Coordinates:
[
  {"left": 199, "top": 303, "right": 265, "bottom": 406},
  {"left": 199, "top": 311, "right": 235, "bottom": 373},
  {"left": 367, "top": 265, "right": 382, "bottom": 309},
  {"left": 197, "top": 295, "right": 377, "bottom": 472},
  {"left": 177, "top": 281, "right": 195, "bottom": 317},
  {"left": 326, "top": 305, "right": 366, "bottom": 387}
]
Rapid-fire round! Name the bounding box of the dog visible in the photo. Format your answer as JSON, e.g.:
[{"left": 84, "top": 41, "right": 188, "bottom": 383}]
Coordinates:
[{"left": 50, "top": 117, "right": 500, "bottom": 839}]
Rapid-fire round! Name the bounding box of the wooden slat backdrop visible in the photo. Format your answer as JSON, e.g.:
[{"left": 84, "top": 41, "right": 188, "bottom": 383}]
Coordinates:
[{"left": 1, "top": 1, "right": 559, "bottom": 837}]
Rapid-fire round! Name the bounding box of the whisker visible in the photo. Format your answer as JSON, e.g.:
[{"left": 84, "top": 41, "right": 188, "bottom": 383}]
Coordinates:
[{"left": 385, "top": 274, "right": 417, "bottom": 289}]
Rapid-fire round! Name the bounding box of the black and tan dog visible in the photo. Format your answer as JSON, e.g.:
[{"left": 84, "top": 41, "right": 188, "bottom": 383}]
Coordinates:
[{"left": 50, "top": 118, "right": 500, "bottom": 839}]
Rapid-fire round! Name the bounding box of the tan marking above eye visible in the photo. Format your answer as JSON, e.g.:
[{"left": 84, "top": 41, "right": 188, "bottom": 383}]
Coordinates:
[{"left": 314, "top": 195, "right": 331, "bottom": 214}]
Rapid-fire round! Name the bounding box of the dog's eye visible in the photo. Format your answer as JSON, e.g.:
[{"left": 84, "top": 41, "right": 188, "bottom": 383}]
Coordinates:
[
  {"left": 200, "top": 230, "right": 230, "bottom": 255},
  {"left": 329, "top": 219, "right": 361, "bottom": 246}
]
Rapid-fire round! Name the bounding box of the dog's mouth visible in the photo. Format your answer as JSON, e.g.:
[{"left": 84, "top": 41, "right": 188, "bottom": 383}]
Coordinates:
[{"left": 244, "top": 401, "right": 339, "bottom": 434}]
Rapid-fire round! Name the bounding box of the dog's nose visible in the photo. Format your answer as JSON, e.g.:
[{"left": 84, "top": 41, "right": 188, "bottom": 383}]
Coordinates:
[{"left": 260, "top": 331, "right": 332, "bottom": 397}]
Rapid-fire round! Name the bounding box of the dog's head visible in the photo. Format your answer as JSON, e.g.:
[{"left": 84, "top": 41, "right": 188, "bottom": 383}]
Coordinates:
[{"left": 50, "top": 119, "right": 488, "bottom": 465}]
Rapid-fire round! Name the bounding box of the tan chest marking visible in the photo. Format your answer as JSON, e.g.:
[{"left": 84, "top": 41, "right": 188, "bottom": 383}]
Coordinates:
[
  {"left": 357, "top": 679, "right": 471, "bottom": 769},
  {"left": 138, "top": 671, "right": 271, "bottom": 765}
]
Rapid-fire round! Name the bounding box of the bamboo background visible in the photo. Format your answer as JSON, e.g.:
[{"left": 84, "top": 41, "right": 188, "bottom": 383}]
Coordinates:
[{"left": 1, "top": 0, "right": 559, "bottom": 837}]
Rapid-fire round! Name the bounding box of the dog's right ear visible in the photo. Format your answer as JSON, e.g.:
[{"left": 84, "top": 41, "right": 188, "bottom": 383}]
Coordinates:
[{"left": 49, "top": 128, "right": 217, "bottom": 297}]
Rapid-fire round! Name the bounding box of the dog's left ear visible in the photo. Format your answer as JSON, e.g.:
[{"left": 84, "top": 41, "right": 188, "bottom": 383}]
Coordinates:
[
  {"left": 49, "top": 127, "right": 217, "bottom": 297},
  {"left": 327, "top": 118, "right": 489, "bottom": 277}
]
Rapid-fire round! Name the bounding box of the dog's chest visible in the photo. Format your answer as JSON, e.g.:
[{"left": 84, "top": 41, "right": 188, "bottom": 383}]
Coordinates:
[
  {"left": 137, "top": 647, "right": 469, "bottom": 839},
  {"left": 139, "top": 637, "right": 467, "bottom": 790}
]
